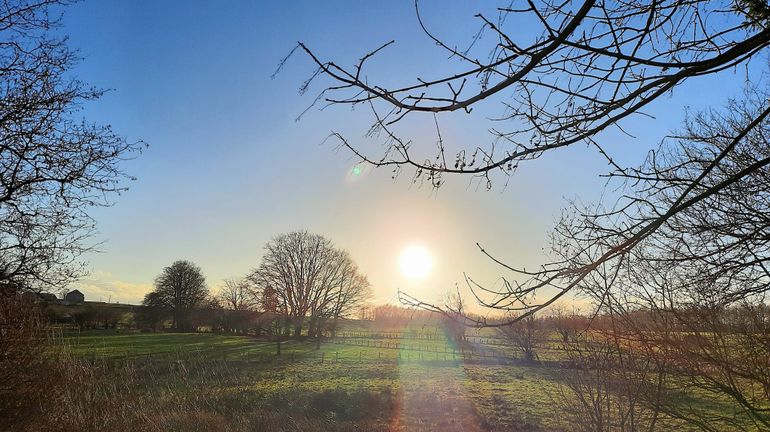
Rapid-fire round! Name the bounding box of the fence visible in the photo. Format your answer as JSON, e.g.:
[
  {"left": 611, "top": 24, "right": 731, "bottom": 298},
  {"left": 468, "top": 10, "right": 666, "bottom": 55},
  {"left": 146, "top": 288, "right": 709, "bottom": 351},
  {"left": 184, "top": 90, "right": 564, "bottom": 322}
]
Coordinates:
[
  {"left": 68, "top": 332, "right": 573, "bottom": 366},
  {"left": 334, "top": 330, "right": 566, "bottom": 348},
  {"left": 328, "top": 335, "right": 510, "bottom": 359},
  {"left": 78, "top": 347, "right": 536, "bottom": 367}
]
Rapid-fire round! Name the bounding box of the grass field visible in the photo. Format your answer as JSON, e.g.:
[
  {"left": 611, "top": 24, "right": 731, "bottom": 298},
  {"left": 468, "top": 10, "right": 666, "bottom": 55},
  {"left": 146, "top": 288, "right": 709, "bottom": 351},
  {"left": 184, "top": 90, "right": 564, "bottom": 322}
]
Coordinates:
[
  {"left": 56, "top": 330, "right": 569, "bottom": 430},
  {"left": 61, "top": 327, "right": 575, "bottom": 363},
  {"left": 51, "top": 328, "right": 760, "bottom": 432}
]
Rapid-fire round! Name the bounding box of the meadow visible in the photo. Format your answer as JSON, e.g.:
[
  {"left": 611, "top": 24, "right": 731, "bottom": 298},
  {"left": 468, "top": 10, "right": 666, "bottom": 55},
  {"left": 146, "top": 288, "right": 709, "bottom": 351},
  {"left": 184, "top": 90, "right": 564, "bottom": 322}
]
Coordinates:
[
  {"left": 56, "top": 329, "right": 560, "bottom": 431},
  {"left": 52, "top": 327, "right": 749, "bottom": 432}
]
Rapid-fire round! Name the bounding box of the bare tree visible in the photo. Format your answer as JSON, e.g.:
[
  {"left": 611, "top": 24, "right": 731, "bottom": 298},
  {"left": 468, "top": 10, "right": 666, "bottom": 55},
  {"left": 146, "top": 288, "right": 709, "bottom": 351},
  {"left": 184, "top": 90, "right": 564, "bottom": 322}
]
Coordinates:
[
  {"left": 143, "top": 260, "right": 209, "bottom": 331},
  {"left": 217, "top": 277, "right": 257, "bottom": 311},
  {"left": 656, "top": 302, "right": 770, "bottom": 430},
  {"left": 441, "top": 289, "right": 468, "bottom": 344},
  {"left": 213, "top": 277, "right": 262, "bottom": 334},
  {"left": 0, "top": 0, "right": 144, "bottom": 291},
  {"left": 249, "top": 231, "right": 332, "bottom": 338},
  {"left": 549, "top": 87, "right": 770, "bottom": 308},
  {"left": 285, "top": 1, "right": 770, "bottom": 327},
  {"left": 538, "top": 88, "right": 770, "bottom": 430},
  {"left": 550, "top": 304, "right": 587, "bottom": 344},
  {"left": 551, "top": 278, "right": 770, "bottom": 430},
  {"left": 289, "top": 1, "right": 769, "bottom": 187},
  {"left": 309, "top": 248, "right": 370, "bottom": 347},
  {"left": 498, "top": 313, "right": 547, "bottom": 361},
  {"left": 554, "top": 331, "right": 669, "bottom": 432},
  {"left": 0, "top": 2, "right": 142, "bottom": 421},
  {"left": 248, "top": 231, "right": 370, "bottom": 345},
  {"left": 284, "top": 3, "right": 770, "bottom": 429}
]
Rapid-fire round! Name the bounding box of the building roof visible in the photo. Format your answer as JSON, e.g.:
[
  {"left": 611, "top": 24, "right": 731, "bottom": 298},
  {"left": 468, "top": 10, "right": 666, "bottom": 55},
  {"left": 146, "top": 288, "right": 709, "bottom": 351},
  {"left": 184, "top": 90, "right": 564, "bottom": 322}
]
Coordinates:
[{"left": 39, "top": 293, "right": 58, "bottom": 301}]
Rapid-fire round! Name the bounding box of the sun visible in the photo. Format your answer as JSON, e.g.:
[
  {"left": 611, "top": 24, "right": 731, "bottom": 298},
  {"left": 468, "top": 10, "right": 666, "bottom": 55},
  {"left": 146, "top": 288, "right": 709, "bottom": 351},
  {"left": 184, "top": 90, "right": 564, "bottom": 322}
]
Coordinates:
[{"left": 399, "top": 245, "right": 433, "bottom": 280}]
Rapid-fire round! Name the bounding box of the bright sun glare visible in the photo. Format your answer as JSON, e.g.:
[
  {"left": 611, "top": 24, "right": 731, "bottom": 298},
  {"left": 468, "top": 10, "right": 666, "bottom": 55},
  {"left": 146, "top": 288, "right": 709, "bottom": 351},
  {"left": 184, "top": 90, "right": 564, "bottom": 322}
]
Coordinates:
[{"left": 399, "top": 245, "right": 433, "bottom": 280}]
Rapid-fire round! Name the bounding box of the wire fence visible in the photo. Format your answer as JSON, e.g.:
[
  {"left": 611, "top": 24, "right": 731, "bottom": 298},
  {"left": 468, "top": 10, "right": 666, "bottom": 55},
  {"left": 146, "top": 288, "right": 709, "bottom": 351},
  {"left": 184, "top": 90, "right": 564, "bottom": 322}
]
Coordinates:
[
  {"left": 64, "top": 328, "right": 582, "bottom": 367},
  {"left": 334, "top": 330, "right": 572, "bottom": 348},
  {"left": 72, "top": 339, "right": 572, "bottom": 368},
  {"left": 328, "top": 335, "right": 508, "bottom": 359},
  {"left": 77, "top": 347, "right": 542, "bottom": 367}
]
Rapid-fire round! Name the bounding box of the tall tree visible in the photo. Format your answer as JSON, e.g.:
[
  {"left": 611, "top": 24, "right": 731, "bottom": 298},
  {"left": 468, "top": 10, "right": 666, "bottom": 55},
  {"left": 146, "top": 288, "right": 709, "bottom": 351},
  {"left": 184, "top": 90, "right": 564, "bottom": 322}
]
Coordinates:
[
  {"left": 0, "top": 0, "right": 144, "bottom": 291},
  {"left": 143, "top": 260, "right": 209, "bottom": 331},
  {"left": 307, "top": 247, "right": 370, "bottom": 346},
  {"left": 0, "top": 3, "right": 142, "bottom": 423},
  {"left": 249, "top": 231, "right": 370, "bottom": 341}
]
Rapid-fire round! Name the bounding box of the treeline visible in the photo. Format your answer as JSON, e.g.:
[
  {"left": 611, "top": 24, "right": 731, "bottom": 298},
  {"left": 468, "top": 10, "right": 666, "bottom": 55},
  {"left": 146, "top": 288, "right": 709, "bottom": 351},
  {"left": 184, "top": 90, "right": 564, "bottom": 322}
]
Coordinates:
[
  {"left": 368, "top": 304, "right": 441, "bottom": 328},
  {"left": 43, "top": 303, "right": 131, "bottom": 330},
  {"left": 132, "top": 231, "right": 371, "bottom": 347},
  {"left": 33, "top": 231, "right": 372, "bottom": 340}
]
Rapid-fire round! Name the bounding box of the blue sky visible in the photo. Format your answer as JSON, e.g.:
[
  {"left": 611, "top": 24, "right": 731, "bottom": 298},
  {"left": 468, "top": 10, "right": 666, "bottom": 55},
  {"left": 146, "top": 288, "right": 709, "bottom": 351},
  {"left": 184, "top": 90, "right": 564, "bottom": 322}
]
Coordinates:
[{"left": 60, "top": 1, "right": 760, "bottom": 310}]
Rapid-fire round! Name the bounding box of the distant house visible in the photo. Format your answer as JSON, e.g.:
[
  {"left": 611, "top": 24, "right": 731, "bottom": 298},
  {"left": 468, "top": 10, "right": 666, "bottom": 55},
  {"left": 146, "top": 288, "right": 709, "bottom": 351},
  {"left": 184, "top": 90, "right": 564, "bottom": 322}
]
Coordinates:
[
  {"left": 40, "top": 292, "right": 59, "bottom": 302},
  {"left": 64, "top": 289, "right": 85, "bottom": 304},
  {"left": 20, "top": 291, "right": 59, "bottom": 304}
]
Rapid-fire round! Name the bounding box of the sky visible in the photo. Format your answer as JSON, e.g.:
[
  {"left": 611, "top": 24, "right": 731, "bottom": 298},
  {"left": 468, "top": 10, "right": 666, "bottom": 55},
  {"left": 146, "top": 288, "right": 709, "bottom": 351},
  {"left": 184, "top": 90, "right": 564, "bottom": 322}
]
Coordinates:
[{"left": 58, "top": 1, "right": 760, "bottom": 312}]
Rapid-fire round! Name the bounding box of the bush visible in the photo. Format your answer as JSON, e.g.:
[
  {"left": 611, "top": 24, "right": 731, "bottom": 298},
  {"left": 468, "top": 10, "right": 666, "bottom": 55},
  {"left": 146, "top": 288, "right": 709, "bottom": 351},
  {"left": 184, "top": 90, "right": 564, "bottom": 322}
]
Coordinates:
[{"left": 0, "top": 292, "right": 48, "bottom": 429}]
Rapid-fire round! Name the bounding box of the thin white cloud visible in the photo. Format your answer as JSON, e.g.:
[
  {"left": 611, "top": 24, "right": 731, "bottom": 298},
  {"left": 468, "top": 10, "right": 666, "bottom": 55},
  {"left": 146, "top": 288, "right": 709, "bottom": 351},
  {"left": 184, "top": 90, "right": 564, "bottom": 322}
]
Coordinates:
[{"left": 72, "top": 271, "right": 152, "bottom": 305}]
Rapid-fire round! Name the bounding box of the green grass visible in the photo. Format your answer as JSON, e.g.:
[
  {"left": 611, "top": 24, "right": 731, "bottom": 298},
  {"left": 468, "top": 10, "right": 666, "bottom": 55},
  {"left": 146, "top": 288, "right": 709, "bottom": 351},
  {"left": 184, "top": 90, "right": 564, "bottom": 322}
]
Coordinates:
[
  {"left": 57, "top": 330, "right": 765, "bottom": 431},
  {"left": 62, "top": 329, "right": 523, "bottom": 363},
  {"left": 60, "top": 330, "right": 559, "bottom": 430},
  {"left": 62, "top": 330, "right": 256, "bottom": 359}
]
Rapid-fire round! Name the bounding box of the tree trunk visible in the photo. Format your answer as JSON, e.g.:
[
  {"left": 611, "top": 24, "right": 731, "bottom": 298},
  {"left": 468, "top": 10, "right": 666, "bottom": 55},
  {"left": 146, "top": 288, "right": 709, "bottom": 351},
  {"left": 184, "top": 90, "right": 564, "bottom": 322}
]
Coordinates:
[
  {"left": 315, "top": 319, "right": 323, "bottom": 350},
  {"left": 282, "top": 318, "right": 291, "bottom": 337},
  {"left": 331, "top": 321, "right": 338, "bottom": 337},
  {"left": 293, "top": 321, "right": 302, "bottom": 339},
  {"left": 307, "top": 317, "right": 315, "bottom": 338}
]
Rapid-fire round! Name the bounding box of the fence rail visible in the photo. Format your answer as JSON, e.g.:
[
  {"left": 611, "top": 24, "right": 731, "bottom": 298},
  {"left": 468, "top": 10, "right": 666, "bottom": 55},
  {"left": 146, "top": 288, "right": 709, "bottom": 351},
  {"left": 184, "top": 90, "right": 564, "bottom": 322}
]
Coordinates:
[
  {"left": 67, "top": 331, "right": 577, "bottom": 366},
  {"left": 76, "top": 347, "right": 557, "bottom": 367}
]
